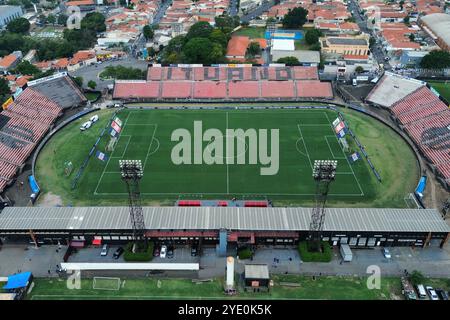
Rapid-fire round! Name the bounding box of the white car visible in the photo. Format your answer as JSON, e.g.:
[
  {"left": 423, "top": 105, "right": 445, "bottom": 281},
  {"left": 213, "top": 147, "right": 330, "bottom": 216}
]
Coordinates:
[
  {"left": 426, "top": 286, "right": 439, "bottom": 300},
  {"left": 80, "top": 120, "right": 92, "bottom": 131},
  {"left": 382, "top": 248, "right": 391, "bottom": 259},
  {"left": 160, "top": 245, "right": 167, "bottom": 258},
  {"left": 90, "top": 115, "right": 99, "bottom": 123},
  {"left": 100, "top": 244, "right": 108, "bottom": 256}
]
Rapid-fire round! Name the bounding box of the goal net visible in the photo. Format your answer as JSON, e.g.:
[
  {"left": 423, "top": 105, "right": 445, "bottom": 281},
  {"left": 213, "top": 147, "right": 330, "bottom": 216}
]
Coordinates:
[{"left": 92, "top": 277, "right": 122, "bottom": 291}]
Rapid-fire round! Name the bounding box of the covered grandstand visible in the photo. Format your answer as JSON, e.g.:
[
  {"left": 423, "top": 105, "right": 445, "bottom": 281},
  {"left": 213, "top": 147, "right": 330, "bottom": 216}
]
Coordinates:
[
  {"left": 0, "top": 206, "right": 448, "bottom": 248},
  {"left": 113, "top": 65, "right": 333, "bottom": 101},
  {"left": 366, "top": 72, "right": 450, "bottom": 188},
  {"left": 0, "top": 73, "right": 86, "bottom": 193}
]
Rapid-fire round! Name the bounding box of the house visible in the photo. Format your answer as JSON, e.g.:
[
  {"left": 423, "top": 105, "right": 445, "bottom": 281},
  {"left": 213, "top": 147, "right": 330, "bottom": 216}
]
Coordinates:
[
  {"left": 67, "top": 50, "right": 97, "bottom": 72},
  {"left": 0, "top": 51, "right": 22, "bottom": 73},
  {"left": 226, "top": 36, "right": 250, "bottom": 60},
  {"left": 244, "top": 264, "right": 270, "bottom": 293}
]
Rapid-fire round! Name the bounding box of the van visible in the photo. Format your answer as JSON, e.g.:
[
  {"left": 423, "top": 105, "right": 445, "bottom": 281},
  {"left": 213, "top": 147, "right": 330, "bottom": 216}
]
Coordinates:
[
  {"left": 352, "top": 79, "right": 357, "bottom": 86},
  {"left": 100, "top": 244, "right": 108, "bottom": 256},
  {"left": 80, "top": 121, "right": 92, "bottom": 131},
  {"left": 416, "top": 284, "right": 427, "bottom": 299}
]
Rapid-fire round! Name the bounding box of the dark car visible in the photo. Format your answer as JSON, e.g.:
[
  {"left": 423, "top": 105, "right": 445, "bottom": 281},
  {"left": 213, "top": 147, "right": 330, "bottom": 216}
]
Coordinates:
[
  {"left": 191, "top": 246, "right": 198, "bottom": 257},
  {"left": 113, "top": 247, "right": 124, "bottom": 259},
  {"left": 167, "top": 246, "right": 174, "bottom": 258},
  {"left": 153, "top": 245, "right": 160, "bottom": 257},
  {"left": 436, "top": 289, "right": 449, "bottom": 300}
]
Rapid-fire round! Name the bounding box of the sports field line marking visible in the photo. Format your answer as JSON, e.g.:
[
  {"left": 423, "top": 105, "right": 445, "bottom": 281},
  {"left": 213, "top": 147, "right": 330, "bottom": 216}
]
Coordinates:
[
  {"left": 148, "top": 137, "right": 160, "bottom": 156},
  {"left": 143, "top": 124, "right": 158, "bottom": 170},
  {"left": 94, "top": 191, "right": 364, "bottom": 196},
  {"left": 296, "top": 124, "right": 313, "bottom": 170},
  {"left": 94, "top": 112, "right": 132, "bottom": 195},
  {"left": 226, "top": 111, "right": 229, "bottom": 194},
  {"left": 111, "top": 135, "right": 131, "bottom": 159},
  {"left": 323, "top": 112, "right": 364, "bottom": 196},
  {"left": 295, "top": 138, "right": 308, "bottom": 157},
  {"left": 324, "top": 136, "right": 347, "bottom": 160}
]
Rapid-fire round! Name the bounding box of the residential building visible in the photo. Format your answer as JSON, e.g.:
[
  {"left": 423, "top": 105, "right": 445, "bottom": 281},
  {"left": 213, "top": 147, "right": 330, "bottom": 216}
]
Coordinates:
[
  {"left": 320, "top": 35, "right": 369, "bottom": 56},
  {"left": 0, "top": 51, "right": 22, "bottom": 73}
]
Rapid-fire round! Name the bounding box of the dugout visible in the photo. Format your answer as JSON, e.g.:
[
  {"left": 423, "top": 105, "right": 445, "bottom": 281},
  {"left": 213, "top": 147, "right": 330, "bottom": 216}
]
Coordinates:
[{"left": 244, "top": 264, "right": 270, "bottom": 293}]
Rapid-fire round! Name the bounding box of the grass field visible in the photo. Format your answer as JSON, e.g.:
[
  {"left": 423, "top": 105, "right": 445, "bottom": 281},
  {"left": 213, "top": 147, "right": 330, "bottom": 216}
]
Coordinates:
[
  {"left": 232, "top": 27, "right": 266, "bottom": 39},
  {"left": 35, "top": 106, "right": 419, "bottom": 207},
  {"left": 28, "top": 275, "right": 410, "bottom": 300},
  {"left": 428, "top": 81, "right": 450, "bottom": 102}
]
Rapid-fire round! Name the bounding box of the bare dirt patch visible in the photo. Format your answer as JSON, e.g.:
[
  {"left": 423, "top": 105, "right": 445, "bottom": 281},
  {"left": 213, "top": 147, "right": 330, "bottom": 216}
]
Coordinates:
[{"left": 38, "top": 192, "right": 63, "bottom": 207}]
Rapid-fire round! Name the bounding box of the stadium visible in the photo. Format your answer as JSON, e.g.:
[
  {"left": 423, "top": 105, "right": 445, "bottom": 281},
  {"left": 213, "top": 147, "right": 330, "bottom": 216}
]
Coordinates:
[{"left": 0, "top": 65, "right": 448, "bottom": 251}]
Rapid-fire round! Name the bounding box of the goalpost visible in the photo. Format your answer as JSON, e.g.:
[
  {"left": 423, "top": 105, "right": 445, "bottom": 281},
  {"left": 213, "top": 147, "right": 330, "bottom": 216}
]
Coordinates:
[{"left": 92, "top": 277, "right": 122, "bottom": 291}]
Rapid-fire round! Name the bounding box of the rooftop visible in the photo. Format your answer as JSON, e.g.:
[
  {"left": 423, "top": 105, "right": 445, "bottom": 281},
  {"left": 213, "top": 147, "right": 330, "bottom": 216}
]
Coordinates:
[
  {"left": 0, "top": 206, "right": 448, "bottom": 233},
  {"left": 327, "top": 37, "right": 367, "bottom": 46},
  {"left": 245, "top": 264, "right": 269, "bottom": 279},
  {"left": 420, "top": 13, "right": 450, "bottom": 48},
  {"left": 366, "top": 72, "right": 425, "bottom": 108}
]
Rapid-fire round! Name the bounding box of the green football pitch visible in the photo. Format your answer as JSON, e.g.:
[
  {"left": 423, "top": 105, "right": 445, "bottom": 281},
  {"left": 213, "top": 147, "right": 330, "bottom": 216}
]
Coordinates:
[{"left": 35, "top": 106, "right": 419, "bottom": 207}]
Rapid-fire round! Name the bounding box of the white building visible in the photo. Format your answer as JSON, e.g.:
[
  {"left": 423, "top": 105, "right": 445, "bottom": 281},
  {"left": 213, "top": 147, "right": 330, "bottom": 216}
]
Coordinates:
[{"left": 0, "top": 5, "right": 24, "bottom": 28}]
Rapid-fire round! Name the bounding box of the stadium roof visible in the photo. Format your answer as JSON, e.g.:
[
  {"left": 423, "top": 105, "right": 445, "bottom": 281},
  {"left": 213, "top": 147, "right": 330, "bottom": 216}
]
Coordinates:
[
  {"left": 0, "top": 206, "right": 448, "bottom": 233},
  {"left": 366, "top": 72, "right": 425, "bottom": 108},
  {"left": 28, "top": 74, "right": 86, "bottom": 109},
  {"left": 420, "top": 13, "right": 450, "bottom": 48}
]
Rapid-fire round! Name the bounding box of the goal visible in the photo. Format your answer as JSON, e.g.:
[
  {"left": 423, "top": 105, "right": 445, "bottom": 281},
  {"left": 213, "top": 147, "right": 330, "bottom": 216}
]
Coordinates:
[{"left": 92, "top": 277, "right": 122, "bottom": 291}]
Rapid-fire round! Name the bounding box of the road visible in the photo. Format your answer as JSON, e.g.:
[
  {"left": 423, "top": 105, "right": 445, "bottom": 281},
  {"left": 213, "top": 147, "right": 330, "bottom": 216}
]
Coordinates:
[
  {"left": 229, "top": 0, "right": 239, "bottom": 16},
  {"left": 130, "top": 0, "right": 172, "bottom": 58},
  {"left": 240, "top": 0, "right": 275, "bottom": 23},
  {"left": 69, "top": 57, "right": 149, "bottom": 90},
  {"left": 348, "top": 0, "right": 391, "bottom": 70}
]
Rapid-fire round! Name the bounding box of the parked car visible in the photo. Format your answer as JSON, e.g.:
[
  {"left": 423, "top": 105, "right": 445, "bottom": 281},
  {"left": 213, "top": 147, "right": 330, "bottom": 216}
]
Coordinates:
[
  {"left": 191, "top": 245, "right": 198, "bottom": 257},
  {"left": 80, "top": 121, "right": 92, "bottom": 131},
  {"left": 167, "top": 246, "right": 174, "bottom": 259},
  {"left": 90, "top": 115, "right": 99, "bottom": 123},
  {"left": 426, "top": 286, "right": 439, "bottom": 300},
  {"left": 160, "top": 245, "right": 167, "bottom": 258},
  {"left": 436, "top": 289, "right": 449, "bottom": 300},
  {"left": 113, "top": 247, "right": 124, "bottom": 259},
  {"left": 153, "top": 245, "right": 160, "bottom": 257},
  {"left": 382, "top": 248, "right": 391, "bottom": 259},
  {"left": 100, "top": 244, "right": 108, "bottom": 256}
]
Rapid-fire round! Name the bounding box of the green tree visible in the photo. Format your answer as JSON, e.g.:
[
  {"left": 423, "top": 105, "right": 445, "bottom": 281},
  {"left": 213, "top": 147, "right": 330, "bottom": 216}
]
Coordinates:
[
  {"left": 276, "top": 56, "right": 300, "bottom": 66},
  {"left": 266, "top": 17, "right": 277, "bottom": 27},
  {"left": 420, "top": 50, "right": 450, "bottom": 69},
  {"left": 73, "top": 76, "right": 83, "bottom": 87},
  {"left": 186, "top": 21, "right": 214, "bottom": 40},
  {"left": 209, "top": 29, "right": 228, "bottom": 49},
  {"left": 87, "top": 80, "right": 97, "bottom": 90},
  {"left": 7, "top": 18, "right": 31, "bottom": 34},
  {"left": 58, "top": 14, "right": 68, "bottom": 26},
  {"left": 215, "top": 14, "right": 240, "bottom": 31},
  {"left": 403, "top": 16, "right": 410, "bottom": 25},
  {"left": 47, "top": 14, "right": 56, "bottom": 25},
  {"left": 282, "top": 7, "right": 308, "bottom": 29},
  {"left": 369, "top": 36, "right": 376, "bottom": 47},
  {"left": 409, "top": 270, "right": 425, "bottom": 286},
  {"left": 0, "top": 77, "right": 11, "bottom": 105},
  {"left": 305, "top": 29, "right": 322, "bottom": 45},
  {"left": 355, "top": 66, "right": 364, "bottom": 73},
  {"left": 183, "top": 37, "right": 215, "bottom": 64},
  {"left": 143, "top": 25, "right": 154, "bottom": 40},
  {"left": 208, "top": 43, "right": 225, "bottom": 63},
  {"left": 247, "top": 42, "right": 261, "bottom": 57},
  {"left": 14, "top": 61, "right": 40, "bottom": 76},
  {"left": 81, "top": 12, "right": 106, "bottom": 33}
]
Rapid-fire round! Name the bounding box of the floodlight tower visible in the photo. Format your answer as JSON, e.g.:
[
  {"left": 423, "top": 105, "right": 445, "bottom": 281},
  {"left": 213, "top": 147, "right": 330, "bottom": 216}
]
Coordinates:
[
  {"left": 308, "top": 160, "right": 338, "bottom": 251},
  {"left": 119, "top": 160, "right": 146, "bottom": 244},
  {"left": 266, "top": 20, "right": 277, "bottom": 49}
]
